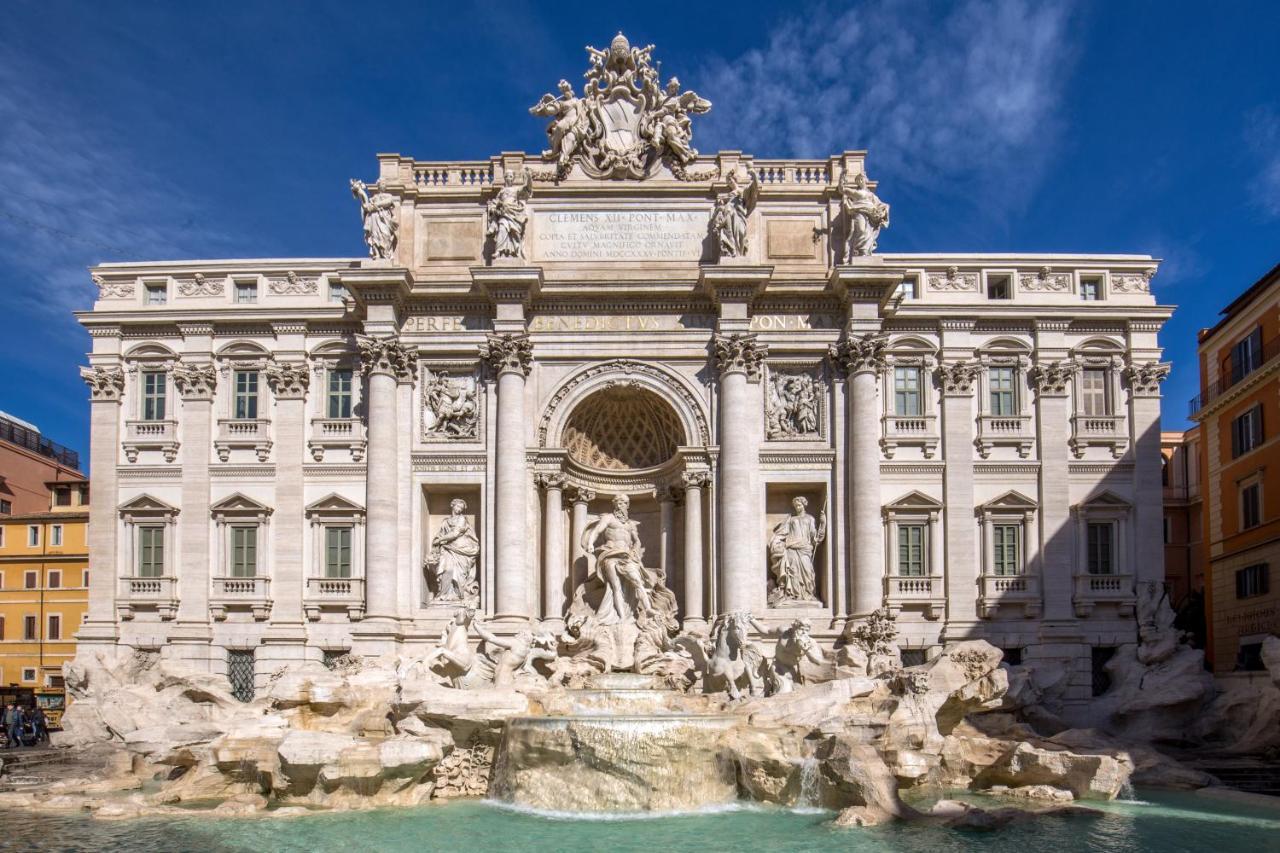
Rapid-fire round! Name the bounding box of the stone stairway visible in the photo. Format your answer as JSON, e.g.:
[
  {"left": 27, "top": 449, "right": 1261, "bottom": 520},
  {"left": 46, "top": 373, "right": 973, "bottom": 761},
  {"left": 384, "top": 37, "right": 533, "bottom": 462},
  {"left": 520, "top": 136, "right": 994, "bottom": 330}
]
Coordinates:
[{"left": 0, "top": 745, "right": 119, "bottom": 793}]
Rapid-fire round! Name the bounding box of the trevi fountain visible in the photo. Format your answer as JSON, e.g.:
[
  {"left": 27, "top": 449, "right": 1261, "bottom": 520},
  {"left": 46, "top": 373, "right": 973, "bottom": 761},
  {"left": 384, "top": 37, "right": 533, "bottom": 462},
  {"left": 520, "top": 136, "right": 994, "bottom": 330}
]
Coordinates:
[{"left": 6, "top": 32, "right": 1279, "bottom": 853}]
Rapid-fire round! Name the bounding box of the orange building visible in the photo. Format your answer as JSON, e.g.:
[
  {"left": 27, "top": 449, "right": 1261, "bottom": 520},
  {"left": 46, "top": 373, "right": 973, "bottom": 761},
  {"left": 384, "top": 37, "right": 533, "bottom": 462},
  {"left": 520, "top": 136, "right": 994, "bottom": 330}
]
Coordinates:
[
  {"left": 0, "top": 412, "right": 84, "bottom": 516},
  {"left": 1161, "top": 428, "right": 1203, "bottom": 609},
  {"left": 1191, "top": 260, "right": 1280, "bottom": 672}
]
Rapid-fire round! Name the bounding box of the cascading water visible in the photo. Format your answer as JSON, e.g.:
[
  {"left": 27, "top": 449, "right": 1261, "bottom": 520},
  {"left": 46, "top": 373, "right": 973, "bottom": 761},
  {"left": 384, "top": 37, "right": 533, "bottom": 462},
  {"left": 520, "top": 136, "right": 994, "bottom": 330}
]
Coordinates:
[{"left": 795, "top": 756, "right": 821, "bottom": 810}]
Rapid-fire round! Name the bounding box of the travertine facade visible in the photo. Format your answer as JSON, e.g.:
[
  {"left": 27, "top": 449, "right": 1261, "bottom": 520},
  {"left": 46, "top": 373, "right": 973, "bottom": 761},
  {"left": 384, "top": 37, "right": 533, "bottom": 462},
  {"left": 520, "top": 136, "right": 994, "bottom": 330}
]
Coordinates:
[{"left": 75, "top": 35, "right": 1172, "bottom": 707}]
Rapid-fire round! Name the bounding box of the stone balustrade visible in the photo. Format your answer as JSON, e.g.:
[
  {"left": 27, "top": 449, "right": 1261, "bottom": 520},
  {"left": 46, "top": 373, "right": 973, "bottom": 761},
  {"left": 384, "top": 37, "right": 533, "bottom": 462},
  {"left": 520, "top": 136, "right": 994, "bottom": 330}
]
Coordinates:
[
  {"left": 304, "top": 577, "right": 366, "bottom": 622},
  {"left": 308, "top": 417, "right": 367, "bottom": 462},
  {"left": 215, "top": 418, "right": 273, "bottom": 462},
  {"left": 210, "top": 576, "right": 272, "bottom": 621},
  {"left": 881, "top": 413, "right": 939, "bottom": 458},
  {"left": 116, "top": 576, "right": 179, "bottom": 621},
  {"left": 1069, "top": 414, "right": 1128, "bottom": 459},
  {"left": 975, "top": 414, "right": 1034, "bottom": 458},
  {"left": 1073, "top": 572, "right": 1136, "bottom": 618},
  {"left": 884, "top": 574, "right": 944, "bottom": 620},
  {"left": 978, "top": 573, "right": 1042, "bottom": 619},
  {"left": 122, "top": 419, "right": 180, "bottom": 463}
]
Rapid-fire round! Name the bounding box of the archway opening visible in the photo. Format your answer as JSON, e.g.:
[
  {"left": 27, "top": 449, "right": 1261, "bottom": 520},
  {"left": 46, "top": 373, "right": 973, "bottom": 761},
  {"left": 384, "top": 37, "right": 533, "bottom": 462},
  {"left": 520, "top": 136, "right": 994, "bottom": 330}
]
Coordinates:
[{"left": 562, "top": 385, "right": 685, "bottom": 471}]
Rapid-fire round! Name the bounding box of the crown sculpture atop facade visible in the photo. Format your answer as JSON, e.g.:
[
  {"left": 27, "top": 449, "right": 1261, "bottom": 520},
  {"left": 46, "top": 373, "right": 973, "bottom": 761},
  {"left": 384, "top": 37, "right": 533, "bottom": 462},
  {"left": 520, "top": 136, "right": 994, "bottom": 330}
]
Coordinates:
[{"left": 530, "top": 32, "right": 712, "bottom": 180}]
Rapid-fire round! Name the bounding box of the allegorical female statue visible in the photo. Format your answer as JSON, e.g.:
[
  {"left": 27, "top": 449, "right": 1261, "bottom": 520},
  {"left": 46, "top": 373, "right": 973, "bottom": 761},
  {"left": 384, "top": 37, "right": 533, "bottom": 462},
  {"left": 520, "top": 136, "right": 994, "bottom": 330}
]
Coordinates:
[
  {"left": 710, "top": 169, "right": 760, "bottom": 259},
  {"left": 767, "top": 496, "right": 827, "bottom": 604},
  {"left": 425, "top": 498, "right": 480, "bottom": 604},
  {"left": 839, "top": 171, "right": 890, "bottom": 258},
  {"left": 350, "top": 179, "right": 398, "bottom": 260},
  {"left": 486, "top": 169, "right": 534, "bottom": 259}
]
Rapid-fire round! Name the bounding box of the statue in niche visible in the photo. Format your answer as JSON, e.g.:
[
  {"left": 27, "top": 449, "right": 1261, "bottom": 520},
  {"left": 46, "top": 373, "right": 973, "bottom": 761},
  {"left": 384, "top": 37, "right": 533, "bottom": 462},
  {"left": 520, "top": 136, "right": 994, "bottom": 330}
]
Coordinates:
[
  {"left": 486, "top": 169, "right": 533, "bottom": 260},
  {"left": 839, "top": 171, "right": 890, "bottom": 259},
  {"left": 710, "top": 169, "right": 760, "bottom": 259},
  {"left": 767, "top": 497, "right": 827, "bottom": 605},
  {"left": 473, "top": 621, "right": 558, "bottom": 687},
  {"left": 766, "top": 373, "right": 820, "bottom": 439},
  {"left": 423, "top": 372, "right": 478, "bottom": 439},
  {"left": 530, "top": 79, "right": 593, "bottom": 171},
  {"left": 424, "top": 499, "right": 480, "bottom": 605},
  {"left": 349, "top": 179, "right": 398, "bottom": 261},
  {"left": 580, "top": 494, "right": 654, "bottom": 621}
]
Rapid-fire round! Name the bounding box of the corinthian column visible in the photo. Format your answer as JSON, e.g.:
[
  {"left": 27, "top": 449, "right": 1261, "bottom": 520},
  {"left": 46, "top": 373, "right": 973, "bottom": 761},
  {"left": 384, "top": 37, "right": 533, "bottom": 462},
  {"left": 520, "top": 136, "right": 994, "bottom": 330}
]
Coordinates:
[
  {"left": 171, "top": 361, "right": 216, "bottom": 652},
  {"left": 537, "top": 473, "right": 567, "bottom": 624},
  {"left": 569, "top": 487, "right": 595, "bottom": 593},
  {"left": 356, "top": 334, "right": 414, "bottom": 626},
  {"left": 936, "top": 358, "right": 981, "bottom": 630},
  {"left": 481, "top": 333, "right": 533, "bottom": 618},
  {"left": 264, "top": 360, "right": 310, "bottom": 626},
  {"left": 79, "top": 365, "right": 125, "bottom": 648},
  {"left": 681, "top": 470, "right": 708, "bottom": 627},
  {"left": 831, "top": 333, "right": 888, "bottom": 616},
  {"left": 713, "top": 333, "right": 767, "bottom": 613}
]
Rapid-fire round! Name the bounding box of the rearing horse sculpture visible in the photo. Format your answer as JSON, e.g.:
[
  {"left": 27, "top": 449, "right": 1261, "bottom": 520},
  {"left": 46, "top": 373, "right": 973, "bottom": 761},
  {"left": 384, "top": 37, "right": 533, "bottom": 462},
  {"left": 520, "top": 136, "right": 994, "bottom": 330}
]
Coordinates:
[{"left": 705, "top": 611, "right": 765, "bottom": 700}]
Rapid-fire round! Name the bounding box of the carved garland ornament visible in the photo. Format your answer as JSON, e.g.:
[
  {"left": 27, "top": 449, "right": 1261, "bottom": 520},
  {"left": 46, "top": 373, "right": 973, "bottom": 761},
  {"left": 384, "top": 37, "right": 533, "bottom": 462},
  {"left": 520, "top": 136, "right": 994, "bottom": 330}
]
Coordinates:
[
  {"left": 92, "top": 274, "right": 135, "bottom": 300},
  {"left": 1122, "top": 361, "right": 1171, "bottom": 396},
  {"left": 1111, "top": 269, "right": 1156, "bottom": 294},
  {"left": 1028, "top": 361, "right": 1074, "bottom": 396},
  {"left": 927, "top": 266, "right": 980, "bottom": 292},
  {"left": 80, "top": 365, "right": 126, "bottom": 401},
  {"left": 479, "top": 333, "right": 533, "bottom": 377},
  {"left": 1018, "top": 266, "right": 1071, "bottom": 293},
  {"left": 713, "top": 333, "right": 767, "bottom": 378},
  {"left": 268, "top": 271, "right": 319, "bottom": 295},
  {"left": 356, "top": 334, "right": 416, "bottom": 381},
  {"left": 177, "top": 273, "right": 224, "bottom": 297},
  {"left": 537, "top": 359, "right": 711, "bottom": 448},
  {"left": 829, "top": 333, "right": 888, "bottom": 376},
  {"left": 172, "top": 362, "right": 217, "bottom": 400}
]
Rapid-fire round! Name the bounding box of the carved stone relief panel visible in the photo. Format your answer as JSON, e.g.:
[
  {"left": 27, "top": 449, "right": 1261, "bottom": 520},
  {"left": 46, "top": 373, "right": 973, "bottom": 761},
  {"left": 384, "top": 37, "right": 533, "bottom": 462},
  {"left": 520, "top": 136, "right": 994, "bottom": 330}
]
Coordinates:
[
  {"left": 764, "top": 365, "right": 826, "bottom": 441},
  {"left": 422, "top": 366, "right": 481, "bottom": 441}
]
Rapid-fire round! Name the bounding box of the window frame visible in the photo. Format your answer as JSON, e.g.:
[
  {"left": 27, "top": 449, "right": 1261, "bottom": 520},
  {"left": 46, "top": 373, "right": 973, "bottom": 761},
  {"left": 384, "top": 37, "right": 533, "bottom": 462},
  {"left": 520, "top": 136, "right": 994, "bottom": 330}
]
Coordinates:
[
  {"left": 47, "top": 613, "right": 61, "bottom": 641},
  {"left": 47, "top": 569, "right": 60, "bottom": 589},
  {"left": 229, "top": 524, "right": 259, "bottom": 578},
  {"left": 232, "top": 369, "right": 260, "bottom": 420},
  {"left": 1086, "top": 521, "right": 1116, "bottom": 575},
  {"left": 1080, "top": 277, "right": 1102, "bottom": 301},
  {"left": 234, "top": 281, "right": 258, "bottom": 304},
  {"left": 140, "top": 369, "right": 168, "bottom": 421},
  {"left": 24, "top": 570, "right": 37, "bottom": 589},
  {"left": 993, "top": 523, "right": 1022, "bottom": 576},
  {"left": 1235, "top": 563, "right": 1270, "bottom": 599},
  {"left": 1240, "top": 478, "right": 1263, "bottom": 531},
  {"left": 27, "top": 525, "right": 39, "bottom": 547},
  {"left": 1231, "top": 403, "right": 1265, "bottom": 458},
  {"left": 23, "top": 614, "right": 37, "bottom": 641},
  {"left": 324, "top": 525, "right": 354, "bottom": 579},
  {"left": 327, "top": 367, "right": 354, "bottom": 419},
  {"left": 50, "top": 524, "right": 63, "bottom": 547},
  {"left": 1080, "top": 366, "right": 1112, "bottom": 416},
  {"left": 144, "top": 282, "right": 168, "bottom": 305},
  {"left": 896, "top": 523, "right": 926, "bottom": 577},
  {"left": 137, "top": 524, "right": 167, "bottom": 577},
  {"left": 893, "top": 365, "right": 924, "bottom": 416}
]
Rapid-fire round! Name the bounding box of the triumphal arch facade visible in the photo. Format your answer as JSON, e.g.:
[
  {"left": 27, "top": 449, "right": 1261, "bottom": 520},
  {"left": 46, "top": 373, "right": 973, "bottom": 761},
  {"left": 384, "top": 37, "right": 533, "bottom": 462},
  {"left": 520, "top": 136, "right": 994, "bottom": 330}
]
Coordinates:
[{"left": 77, "top": 35, "right": 1172, "bottom": 707}]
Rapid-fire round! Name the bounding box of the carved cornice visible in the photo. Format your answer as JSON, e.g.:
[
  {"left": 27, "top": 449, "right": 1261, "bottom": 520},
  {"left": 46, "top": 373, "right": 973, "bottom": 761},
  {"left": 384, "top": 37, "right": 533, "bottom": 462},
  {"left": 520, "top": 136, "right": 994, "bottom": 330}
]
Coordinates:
[
  {"left": 829, "top": 332, "right": 888, "bottom": 376},
  {"left": 1028, "top": 361, "right": 1073, "bottom": 397},
  {"left": 479, "top": 332, "right": 533, "bottom": 377},
  {"left": 713, "top": 332, "right": 767, "bottom": 379},
  {"left": 80, "top": 365, "right": 125, "bottom": 401},
  {"left": 172, "top": 362, "right": 217, "bottom": 400},
  {"left": 265, "top": 360, "right": 311, "bottom": 399},
  {"left": 356, "top": 334, "right": 416, "bottom": 382},
  {"left": 176, "top": 322, "right": 215, "bottom": 338},
  {"left": 1122, "top": 360, "right": 1171, "bottom": 397},
  {"left": 935, "top": 360, "right": 981, "bottom": 396}
]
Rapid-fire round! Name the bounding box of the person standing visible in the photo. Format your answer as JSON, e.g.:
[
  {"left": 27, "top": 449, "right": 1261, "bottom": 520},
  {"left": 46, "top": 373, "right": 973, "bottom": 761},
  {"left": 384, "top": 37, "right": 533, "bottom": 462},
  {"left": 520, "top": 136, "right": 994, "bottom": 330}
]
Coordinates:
[
  {"left": 4, "top": 703, "right": 24, "bottom": 749},
  {"left": 32, "top": 706, "right": 49, "bottom": 745}
]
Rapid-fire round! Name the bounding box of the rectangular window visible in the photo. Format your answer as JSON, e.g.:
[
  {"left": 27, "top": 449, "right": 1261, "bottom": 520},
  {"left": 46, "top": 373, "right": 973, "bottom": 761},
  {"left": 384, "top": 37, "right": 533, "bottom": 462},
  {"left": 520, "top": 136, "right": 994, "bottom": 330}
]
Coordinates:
[
  {"left": 1231, "top": 404, "right": 1265, "bottom": 458},
  {"left": 23, "top": 615, "right": 37, "bottom": 641},
  {"left": 329, "top": 283, "right": 348, "bottom": 303},
  {"left": 233, "top": 370, "right": 260, "bottom": 419},
  {"left": 897, "top": 524, "right": 925, "bottom": 576},
  {"left": 1087, "top": 522, "right": 1115, "bottom": 574},
  {"left": 51, "top": 525, "right": 63, "bottom": 547},
  {"left": 234, "top": 282, "right": 258, "bottom": 303},
  {"left": 137, "top": 525, "right": 165, "bottom": 577},
  {"left": 141, "top": 370, "right": 167, "bottom": 421},
  {"left": 0, "top": 616, "right": 4, "bottom": 639},
  {"left": 1080, "top": 278, "right": 1101, "bottom": 301},
  {"left": 327, "top": 368, "right": 354, "bottom": 419},
  {"left": 989, "top": 367, "right": 1016, "bottom": 416},
  {"left": 1230, "top": 327, "right": 1263, "bottom": 383},
  {"left": 325, "top": 526, "right": 353, "bottom": 578},
  {"left": 24, "top": 570, "right": 36, "bottom": 589},
  {"left": 27, "top": 525, "right": 39, "bottom": 547},
  {"left": 1235, "top": 564, "right": 1270, "bottom": 599},
  {"left": 0, "top": 499, "right": 10, "bottom": 514},
  {"left": 21, "top": 667, "right": 36, "bottom": 683},
  {"left": 47, "top": 570, "right": 60, "bottom": 589},
  {"left": 54, "top": 486, "right": 71, "bottom": 507},
  {"left": 145, "top": 283, "right": 167, "bottom": 305},
  {"left": 894, "top": 367, "right": 923, "bottom": 416},
  {"left": 47, "top": 615, "right": 60, "bottom": 641},
  {"left": 1241, "top": 482, "right": 1262, "bottom": 530},
  {"left": 230, "top": 526, "right": 258, "bottom": 578},
  {"left": 986, "top": 274, "right": 1011, "bottom": 300},
  {"left": 895, "top": 278, "right": 917, "bottom": 300},
  {"left": 82, "top": 569, "right": 90, "bottom": 587},
  {"left": 79, "top": 484, "right": 90, "bottom": 505},
  {"left": 227, "top": 650, "right": 256, "bottom": 702},
  {"left": 1081, "top": 368, "right": 1110, "bottom": 416},
  {"left": 993, "top": 524, "right": 1021, "bottom": 575}
]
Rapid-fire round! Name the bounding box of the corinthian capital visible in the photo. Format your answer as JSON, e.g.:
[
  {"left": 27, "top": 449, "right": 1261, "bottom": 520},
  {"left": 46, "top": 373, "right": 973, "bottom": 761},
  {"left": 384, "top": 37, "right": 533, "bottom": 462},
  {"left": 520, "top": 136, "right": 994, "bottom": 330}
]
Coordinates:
[
  {"left": 1123, "top": 360, "right": 1171, "bottom": 397},
  {"left": 356, "top": 334, "right": 416, "bottom": 382},
  {"left": 935, "top": 360, "right": 980, "bottom": 396},
  {"left": 681, "top": 470, "right": 709, "bottom": 489},
  {"left": 713, "top": 333, "right": 766, "bottom": 379},
  {"left": 479, "top": 333, "right": 533, "bottom": 377},
  {"left": 829, "top": 332, "right": 888, "bottom": 376},
  {"left": 1028, "top": 361, "right": 1073, "bottom": 397},
  {"left": 80, "top": 365, "right": 125, "bottom": 401},
  {"left": 172, "top": 362, "right": 217, "bottom": 400},
  {"left": 265, "top": 360, "right": 311, "bottom": 399}
]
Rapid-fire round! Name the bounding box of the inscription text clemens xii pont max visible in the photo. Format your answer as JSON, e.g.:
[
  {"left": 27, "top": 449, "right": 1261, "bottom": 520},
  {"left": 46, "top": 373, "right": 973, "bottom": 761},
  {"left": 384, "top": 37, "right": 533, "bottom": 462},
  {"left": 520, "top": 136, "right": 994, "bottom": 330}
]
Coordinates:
[{"left": 534, "top": 211, "right": 706, "bottom": 262}]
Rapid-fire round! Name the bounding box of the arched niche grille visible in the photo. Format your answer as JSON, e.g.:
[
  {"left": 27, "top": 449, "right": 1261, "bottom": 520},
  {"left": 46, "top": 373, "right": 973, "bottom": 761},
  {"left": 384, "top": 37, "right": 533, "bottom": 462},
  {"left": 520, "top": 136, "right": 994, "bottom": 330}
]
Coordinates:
[{"left": 562, "top": 385, "right": 684, "bottom": 471}]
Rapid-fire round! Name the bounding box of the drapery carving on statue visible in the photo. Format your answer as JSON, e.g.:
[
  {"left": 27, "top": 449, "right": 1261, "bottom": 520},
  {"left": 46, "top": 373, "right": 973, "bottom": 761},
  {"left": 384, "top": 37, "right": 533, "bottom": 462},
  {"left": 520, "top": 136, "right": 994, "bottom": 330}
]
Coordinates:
[
  {"left": 766, "top": 371, "right": 821, "bottom": 439},
  {"left": 356, "top": 334, "right": 416, "bottom": 381},
  {"left": 530, "top": 33, "right": 712, "bottom": 181},
  {"left": 350, "top": 179, "right": 398, "bottom": 261},
  {"left": 711, "top": 169, "right": 760, "bottom": 259},
  {"left": 479, "top": 332, "right": 533, "bottom": 377},
  {"left": 172, "top": 362, "right": 217, "bottom": 400},
  {"left": 713, "top": 332, "right": 767, "bottom": 379},
  {"left": 767, "top": 496, "right": 826, "bottom": 605},
  {"left": 485, "top": 169, "right": 532, "bottom": 260},
  {"left": 424, "top": 498, "right": 480, "bottom": 606},
  {"left": 422, "top": 370, "right": 479, "bottom": 439},
  {"left": 839, "top": 171, "right": 890, "bottom": 259},
  {"left": 80, "top": 365, "right": 126, "bottom": 401}
]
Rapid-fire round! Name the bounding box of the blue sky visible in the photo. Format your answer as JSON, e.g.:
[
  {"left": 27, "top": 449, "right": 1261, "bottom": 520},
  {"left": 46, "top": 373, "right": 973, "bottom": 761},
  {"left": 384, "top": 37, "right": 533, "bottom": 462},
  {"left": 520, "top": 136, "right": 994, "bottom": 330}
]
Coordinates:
[{"left": 2, "top": 0, "right": 1278, "bottom": 463}]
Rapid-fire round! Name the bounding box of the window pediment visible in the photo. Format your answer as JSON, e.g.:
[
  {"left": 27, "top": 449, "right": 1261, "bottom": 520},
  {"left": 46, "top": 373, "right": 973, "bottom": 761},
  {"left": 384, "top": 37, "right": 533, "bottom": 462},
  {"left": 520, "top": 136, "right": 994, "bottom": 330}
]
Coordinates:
[
  {"left": 980, "top": 490, "right": 1038, "bottom": 512},
  {"left": 211, "top": 492, "right": 274, "bottom": 519},
  {"left": 1076, "top": 489, "right": 1131, "bottom": 510},
  {"left": 118, "top": 493, "right": 179, "bottom": 517},
  {"left": 305, "top": 493, "right": 366, "bottom": 518},
  {"left": 884, "top": 490, "right": 943, "bottom": 514}
]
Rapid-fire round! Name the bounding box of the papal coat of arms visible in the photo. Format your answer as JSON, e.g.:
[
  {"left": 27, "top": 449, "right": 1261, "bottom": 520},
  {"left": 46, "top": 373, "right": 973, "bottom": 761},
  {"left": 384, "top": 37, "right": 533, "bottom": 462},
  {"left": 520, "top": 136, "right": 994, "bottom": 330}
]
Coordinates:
[{"left": 530, "top": 32, "right": 712, "bottom": 180}]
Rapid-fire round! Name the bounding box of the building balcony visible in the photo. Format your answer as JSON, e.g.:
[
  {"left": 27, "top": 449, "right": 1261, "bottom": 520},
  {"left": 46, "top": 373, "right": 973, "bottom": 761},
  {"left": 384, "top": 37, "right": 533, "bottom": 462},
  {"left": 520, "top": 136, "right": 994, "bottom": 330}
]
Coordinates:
[
  {"left": 304, "top": 576, "right": 366, "bottom": 621},
  {"left": 123, "top": 419, "right": 180, "bottom": 463},
  {"left": 978, "top": 573, "right": 1042, "bottom": 619},
  {"left": 975, "top": 414, "right": 1034, "bottom": 459},
  {"left": 210, "top": 575, "right": 272, "bottom": 621},
  {"left": 1069, "top": 414, "right": 1128, "bottom": 459},
  {"left": 215, "top": 418, "right": 272, "bottom": 462},
  {"left": 881, "top": 413, "right": 939, "bottom": 459},
  {"left": 884, "top": 574, "right": 944, "bottom": 620},
  {"left": 117, "top": 575, "right": 178, "bottom": 620},
  {"left": 1073, "top": 572, "right": 1135, "bottom": 618},
  {"left": 308, "top": 417, "right": 367, "bottom": 462}
]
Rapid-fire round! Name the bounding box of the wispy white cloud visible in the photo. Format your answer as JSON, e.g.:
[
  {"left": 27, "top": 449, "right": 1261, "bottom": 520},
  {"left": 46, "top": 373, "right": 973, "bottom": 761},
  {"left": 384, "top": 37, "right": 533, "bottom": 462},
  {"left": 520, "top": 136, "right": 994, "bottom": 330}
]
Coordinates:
[
  {"left": 1244, "top": 106, "right": 1280, "bottom": 218},
  {"left": 695, "top": 0, "right": 1076, "bottom": 215}
]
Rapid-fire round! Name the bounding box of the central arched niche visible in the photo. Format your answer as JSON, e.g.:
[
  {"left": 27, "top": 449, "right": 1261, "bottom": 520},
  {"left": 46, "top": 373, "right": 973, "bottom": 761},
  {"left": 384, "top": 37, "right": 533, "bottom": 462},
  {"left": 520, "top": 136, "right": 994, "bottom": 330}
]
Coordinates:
[{"left": 562, "top": 385, "right": 685, "bottom": 471}]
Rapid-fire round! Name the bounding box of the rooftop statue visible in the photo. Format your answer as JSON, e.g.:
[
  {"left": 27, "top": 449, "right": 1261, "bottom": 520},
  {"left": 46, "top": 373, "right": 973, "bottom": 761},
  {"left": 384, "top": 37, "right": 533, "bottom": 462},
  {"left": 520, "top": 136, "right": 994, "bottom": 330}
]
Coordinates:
[
  {"left": 839, "top": 171, "right": 890, "bottom": 258},
  {"left": 485, "top": 169, "right": 533, "bottom": 260},
  {"left": 711, "top": 169, "right": 760, "bottom": 259},
  {"left": 530, "top": 32, "right": 711, "bottom": 180},
  {"left": 349, "top": 179, "right": 398, "bottom": 261}
]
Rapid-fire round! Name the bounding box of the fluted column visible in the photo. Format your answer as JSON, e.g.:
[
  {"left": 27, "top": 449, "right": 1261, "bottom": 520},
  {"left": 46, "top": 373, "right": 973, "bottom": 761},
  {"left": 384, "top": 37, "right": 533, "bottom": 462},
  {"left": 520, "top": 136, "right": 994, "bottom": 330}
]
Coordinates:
[
  {"left": 538, "top": 473, "right": 567, "bottom": 623},
  {"left": 831, "top": 333, "right": 888, "bottom": 616},
  {"left": 265, "top": 360, "right": 310, "bottom": 626},
  {"left": 79, "top": 366, "right": 125, "bottom": 644},
  {"left": 482, "top": 333, "right": 533, "bottom": 618},
  {"left": 356, "top": 335, "right": 414, "bottom": 624},
  {"left": 569, "top": 487, "right": 595, "bottom": 593},
  {"left": 172, "top": 362, "right": 216, "bottom": 633},
  {"left": 713, "top": 333, "right": 767, "bottom": 613},
  {"left": 681, "top": 471, "right": 708, "bottom": 626}
]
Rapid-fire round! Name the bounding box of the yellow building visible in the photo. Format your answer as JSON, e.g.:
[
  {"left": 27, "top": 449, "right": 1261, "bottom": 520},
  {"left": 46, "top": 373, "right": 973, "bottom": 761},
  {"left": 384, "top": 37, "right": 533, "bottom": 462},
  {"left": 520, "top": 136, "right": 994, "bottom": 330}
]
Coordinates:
[{"left": 0, "top": 482, "right": 89, "bottom": 724}]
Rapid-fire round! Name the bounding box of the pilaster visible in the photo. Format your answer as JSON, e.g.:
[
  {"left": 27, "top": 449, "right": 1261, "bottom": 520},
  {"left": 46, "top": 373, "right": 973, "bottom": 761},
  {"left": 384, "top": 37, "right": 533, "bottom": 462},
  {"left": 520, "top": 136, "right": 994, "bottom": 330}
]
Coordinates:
[
  {"left": 78, "top": 364, "right": 125, "bottom": 647},
  {"left": 935, "top": 337, "right": 980, "bottom": 636},
  {"left": 1031, "top": 319, "right": 1075, "bottom": 625}
]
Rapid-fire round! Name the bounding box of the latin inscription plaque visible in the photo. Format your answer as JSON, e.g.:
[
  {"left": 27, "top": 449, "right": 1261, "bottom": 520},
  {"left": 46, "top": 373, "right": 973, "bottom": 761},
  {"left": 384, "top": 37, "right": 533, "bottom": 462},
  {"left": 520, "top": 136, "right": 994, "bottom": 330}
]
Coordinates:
[{"left": 533, "top": 210, "right": 706, "bottom": 262}]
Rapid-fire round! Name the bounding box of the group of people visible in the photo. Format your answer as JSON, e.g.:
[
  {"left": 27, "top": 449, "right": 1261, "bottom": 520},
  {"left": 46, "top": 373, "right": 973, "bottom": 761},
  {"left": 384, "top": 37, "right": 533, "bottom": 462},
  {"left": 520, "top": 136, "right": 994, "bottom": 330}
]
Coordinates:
[{"left": 3, "top": 703, "right": 49, "bottom": 749}]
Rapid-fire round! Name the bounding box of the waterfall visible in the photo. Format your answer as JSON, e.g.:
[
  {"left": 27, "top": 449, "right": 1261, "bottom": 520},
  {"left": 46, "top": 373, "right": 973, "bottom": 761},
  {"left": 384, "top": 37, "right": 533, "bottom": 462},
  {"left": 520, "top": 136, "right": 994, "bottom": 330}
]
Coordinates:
[{"left": 796, "top": 756, "right": 820, "bottom": 810}]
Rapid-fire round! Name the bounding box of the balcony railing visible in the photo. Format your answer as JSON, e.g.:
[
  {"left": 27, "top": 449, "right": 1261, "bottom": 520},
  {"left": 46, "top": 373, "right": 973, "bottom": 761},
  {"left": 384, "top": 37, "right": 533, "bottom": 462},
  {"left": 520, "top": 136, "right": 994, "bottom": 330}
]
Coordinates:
[
  {"left": 210, "top": 575, "right": 272, "bottom": 621},
  {"left": 885, "top": 574, "right": 944, "bottom": 619},
  {"left": 308, "top": 417, "right": 367, "bottom": 462},
  {"left": 1072, "top": 572, "right": 1136, "bottom": 618},
  {"left": 1188, "top": 333, "right": 1280, "bottom": 416},
  {"left": 117, "top": 576, "right": 178, "bottom": 620},
  {"left": 1069, "top": 414, "right": 1127, "bottom": 459},
  {"left": 123, "top": 419, "right": 180, "bottom": 463},
  {"left": 978, "top": 573, "right": 1042, "bottom": 618},
  {"left": 304, "top": 576, "right": 366, "bottom": 621},
  {"left": 215, "top": 418, "right": 272, "bottom": 462},
  {"left": 975, "top": 414, "right": 1034, "bottom": 458},
  {"left": 881, "top": 413, "right": 939, "bottom": 459},
  {"left": 0, "top": 416, "right": 79, "bottom": 469}
]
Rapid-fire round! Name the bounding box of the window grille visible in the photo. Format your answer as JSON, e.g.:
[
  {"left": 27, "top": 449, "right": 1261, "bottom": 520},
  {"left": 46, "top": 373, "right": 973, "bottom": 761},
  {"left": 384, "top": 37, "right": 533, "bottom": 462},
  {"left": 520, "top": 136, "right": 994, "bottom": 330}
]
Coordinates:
[{"left": 227, "top": 650, "right": 256, "bottom": 702}]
